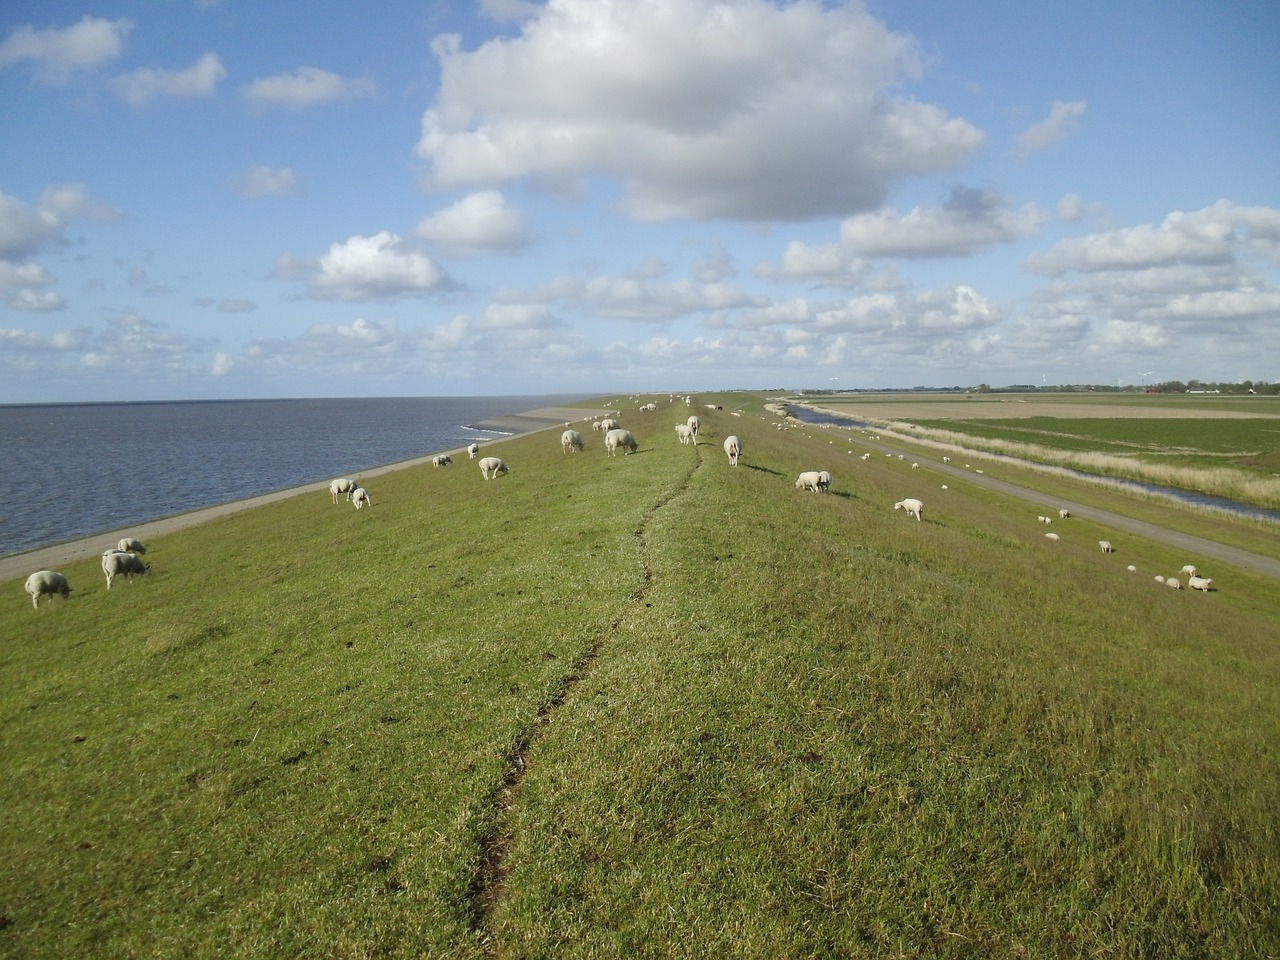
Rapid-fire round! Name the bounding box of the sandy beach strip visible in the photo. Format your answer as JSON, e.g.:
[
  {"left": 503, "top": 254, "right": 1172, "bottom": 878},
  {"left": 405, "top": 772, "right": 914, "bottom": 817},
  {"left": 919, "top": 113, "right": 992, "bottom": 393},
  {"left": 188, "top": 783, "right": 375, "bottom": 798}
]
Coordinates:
[{"left": 1, "top": 404, "right": 616, "bottom": 585}]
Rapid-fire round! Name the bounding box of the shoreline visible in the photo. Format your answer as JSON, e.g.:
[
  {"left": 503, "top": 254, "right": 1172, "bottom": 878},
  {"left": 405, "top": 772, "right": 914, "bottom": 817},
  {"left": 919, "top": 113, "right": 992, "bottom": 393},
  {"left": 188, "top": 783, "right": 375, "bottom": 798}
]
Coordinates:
[{"left": 1, "top": 404, "right": 615, "bottom": 584}]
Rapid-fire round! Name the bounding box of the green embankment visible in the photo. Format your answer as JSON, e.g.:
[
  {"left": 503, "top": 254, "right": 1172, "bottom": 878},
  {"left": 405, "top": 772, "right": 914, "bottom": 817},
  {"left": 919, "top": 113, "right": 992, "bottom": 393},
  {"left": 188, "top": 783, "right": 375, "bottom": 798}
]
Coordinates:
[{"left": 3, "top": 395, "right": 1278, "bottom": 958}]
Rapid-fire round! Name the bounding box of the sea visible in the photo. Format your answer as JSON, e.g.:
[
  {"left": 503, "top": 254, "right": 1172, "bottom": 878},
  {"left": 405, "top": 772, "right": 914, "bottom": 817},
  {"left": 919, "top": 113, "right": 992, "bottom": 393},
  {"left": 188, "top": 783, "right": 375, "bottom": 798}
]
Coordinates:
[{"left": 0, "top": 395, "right": 589, "bottom": 558}]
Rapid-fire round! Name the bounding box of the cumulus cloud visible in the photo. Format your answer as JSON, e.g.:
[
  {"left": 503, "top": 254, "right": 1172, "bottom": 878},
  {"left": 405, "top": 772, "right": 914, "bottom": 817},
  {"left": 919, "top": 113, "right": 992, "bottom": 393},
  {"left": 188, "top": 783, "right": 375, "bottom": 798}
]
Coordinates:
[
  {"left": 1016, "top": 99, "right": 1086, "bottom": 153},
  {"left": 0, "top": 15, "right": 132, "bottom": 83},
  {"left": 416, "top": 190, "right": 530, "bottom": 256},
  {"left": 112, "top": 52, "right": 225, "bottom": 107},
  {"left": 283, "top": 231, "right": 450, "bottom": 301},
  {"left": 241, "top": 66, "right": 375, "bottom": 110},
  {"left": 520, "top": 269, "right": 766, "bottom": 322},
  {"left": 416, "top": 0, "right": 984, "bottom": 221},
  {"left": 237, "top": 165, "right": 300, "bottom": 198}
]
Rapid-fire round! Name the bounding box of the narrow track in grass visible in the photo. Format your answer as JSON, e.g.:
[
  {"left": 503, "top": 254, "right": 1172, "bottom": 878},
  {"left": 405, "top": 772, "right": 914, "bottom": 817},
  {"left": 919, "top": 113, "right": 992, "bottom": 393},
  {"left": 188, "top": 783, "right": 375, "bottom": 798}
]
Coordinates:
[{"left": 467, "top": 440, "right": 706, "bottom": 946}]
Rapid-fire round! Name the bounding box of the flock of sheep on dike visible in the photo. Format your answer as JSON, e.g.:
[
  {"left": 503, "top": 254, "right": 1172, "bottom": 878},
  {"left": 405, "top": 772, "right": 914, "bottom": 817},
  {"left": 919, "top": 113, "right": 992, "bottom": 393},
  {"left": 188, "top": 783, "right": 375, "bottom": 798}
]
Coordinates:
[{"left": 21, "top": 394, "right": 1215, "bottom": 608}]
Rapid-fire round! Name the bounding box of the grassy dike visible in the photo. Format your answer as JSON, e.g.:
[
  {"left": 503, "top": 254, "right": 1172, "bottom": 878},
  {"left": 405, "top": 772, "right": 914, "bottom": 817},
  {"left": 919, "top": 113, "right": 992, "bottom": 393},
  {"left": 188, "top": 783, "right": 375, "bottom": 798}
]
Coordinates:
[{"left": 3, "top": 394, "right": 1279, "bottom": 958}]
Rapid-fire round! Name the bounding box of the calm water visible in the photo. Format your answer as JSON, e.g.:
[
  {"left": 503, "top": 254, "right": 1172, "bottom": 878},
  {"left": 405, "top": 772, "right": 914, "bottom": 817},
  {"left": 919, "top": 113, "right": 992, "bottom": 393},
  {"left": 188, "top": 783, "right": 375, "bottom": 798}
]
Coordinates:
[{"left": 0, "top": 396, "right": 586, "bottom": 557}]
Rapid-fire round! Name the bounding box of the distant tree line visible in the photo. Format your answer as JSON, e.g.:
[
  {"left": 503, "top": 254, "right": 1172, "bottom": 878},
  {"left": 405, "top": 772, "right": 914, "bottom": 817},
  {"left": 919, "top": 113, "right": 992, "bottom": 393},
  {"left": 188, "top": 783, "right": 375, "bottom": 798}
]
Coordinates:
[{"left": 795, "top": 380, "right": 1278, "bottom": 396}]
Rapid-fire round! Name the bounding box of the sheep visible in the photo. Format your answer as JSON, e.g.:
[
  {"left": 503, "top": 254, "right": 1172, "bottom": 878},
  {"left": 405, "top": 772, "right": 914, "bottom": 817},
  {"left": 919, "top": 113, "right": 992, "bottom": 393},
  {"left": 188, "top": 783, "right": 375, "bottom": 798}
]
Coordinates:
[
  {"left": 817, "top": 470, "right": 832, "bottom": 492},
  {"left": 102, "top": 550, "right": 149, "bottom": 590},
  {"left": 1098, "top": 540, "right": 1114, "bottom": 553},
  {"left": 1166, "top": 577, "right": 1182, "bottom": 590},
  {"left": 605, "top": 428, "right": 638, "bottom": 456},
  {"left": 1127, "top": 564, "right": 1137, "bottom": 572},
  {"left": 351, "top": 487, "right": 372, "bottom": 509},
  {"left": 561, "top": 430, "right": 584, "bottom": 454},
  {"left": 686, "top": 415, "right": 700, "bottom": 441},
  {"left": 795, "top": 471, "right": 824, "bottom": 493},
  {"left": 1154, "top": 575, "right": 1165, "bottom": 583},
  {"left": 942, "top": 456, "right": 951, "bottom": 463},
  {"left": 675, "top": 423, "right": 694, "bottom": 445},
  {"left": 598, "top": 418, "right": 620, "bottom": 434},
  {"left": 1044, "top": 532, "right": 1060, "bottom": 541},
  {"left": 860, "top": 452, "right": 870, "bottom": 461},
  {"left": 117, "top": 537, "right": 146, "bottom": 554},
  {"left": 25, "top": 570, "right": 71, "bottom": 608},
  {"left": 894, "top": 498, "right": 924, "bottom": 521},
  {"left": 1059, "top": 509, "right": 1071, "bottom": 519},
  {"left": 479, "top": 456, "right": 509, "bottom": 479},
  {"left": 432, "top": 454, "right": 452, "bottom": 468},
  {"left": 330, "top": 478, "right": 356, "bottom": 503},
  {"left": 1188, "top": 575, "right": 1213, "bottom": 592},
  {"left": 1037, "top": 515, "right": 1053, "bottom": 524},
  {"left": 468, "top": 442, "right": 480, "bottom": 459},
  {"left": 723, "top": 435, "right": 743, "bottom": 466},
  {"left": 1179, "top": 564, "right": 1197, "bottom": 578},
  {"left": 592, "top": 419, "right": 604, "bottom": 432},
  {"left": 911, "top": 462, "right": 919, "bottom": 469}
]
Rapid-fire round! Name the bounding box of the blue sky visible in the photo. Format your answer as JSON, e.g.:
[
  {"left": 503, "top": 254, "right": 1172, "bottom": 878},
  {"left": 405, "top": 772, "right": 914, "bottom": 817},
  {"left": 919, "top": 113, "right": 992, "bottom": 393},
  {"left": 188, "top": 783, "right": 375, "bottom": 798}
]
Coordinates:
[{"left": 2, "top": 0, "right": 1277, "bottom": 402}]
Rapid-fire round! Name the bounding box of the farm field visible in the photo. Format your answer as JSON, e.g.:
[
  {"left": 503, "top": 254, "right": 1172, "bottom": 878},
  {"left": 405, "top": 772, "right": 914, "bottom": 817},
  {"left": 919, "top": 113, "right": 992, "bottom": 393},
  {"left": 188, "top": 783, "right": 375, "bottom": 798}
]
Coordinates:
[{"left": 3, "top": 392, "right": 1278, "bottom": 958}]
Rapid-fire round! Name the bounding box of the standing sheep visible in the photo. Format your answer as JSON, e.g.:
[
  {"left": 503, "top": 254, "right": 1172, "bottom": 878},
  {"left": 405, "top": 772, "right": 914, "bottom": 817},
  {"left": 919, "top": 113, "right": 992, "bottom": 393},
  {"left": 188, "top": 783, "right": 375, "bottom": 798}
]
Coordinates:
[
  {"left": 351, "top": 487, "right": 372, "bottom": 509},
  {"left": 479, "top": 456, "right": 509, "bottom": 479},
  {"left": 674, "top": 423, "right": 694, "bottom": 445},
  {"left": 604, "top": 429, "right": 638, "bottom": 456},
  {"left": 723, "top": 435, "right": 742, "bottom": 466},
  {"left": 1179, "top": 564, "right": 1197, "bottom": 578},
  {"left": 795, "top": 471, "right": 825, "bottom": 493},
  {"left": 117, "top": 537, "right": 146, "bottom": 554},
  {"left": 561, "top": 430, "right": 584, "bottom": 454},
  {"left": 330, "top": 478, "right": 356, "bottom": 503},
  {"left": 1098, "top": 540, "right": 1114, "bottom": 553},
  {"left": 102, "top": 551, "right": 149, "bottom": 589},
  {"left": 468, "top": 443, "right": 480, "bottom": 459},
  {"left": 817, "top": 470, "right": 832, "bottom": 492},
  {"left": 432, "top": 454, "right": 452, "bottom": 468},
  {"left": 1187, "top": 575, "right": 1213, "bottom": 592},
  {"left": 25, "top": 570, "right": 71, "bottom": 608},
  {"left": 598, "top": 418, "right": 620, "bottom": 433},
  {"left": 686, "top": 415, "right": 700, "bottom": 442},
  {"left": 1059, "top": 509, "right": 1071, "bottom": 519},
  {"left": 894, "top": 498, "right": 924, "bottom": 521}
]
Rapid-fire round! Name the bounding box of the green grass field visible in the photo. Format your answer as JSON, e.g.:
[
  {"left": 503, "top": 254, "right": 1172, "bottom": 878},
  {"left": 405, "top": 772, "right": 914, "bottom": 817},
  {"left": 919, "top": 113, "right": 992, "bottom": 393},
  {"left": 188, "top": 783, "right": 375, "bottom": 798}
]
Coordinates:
[{"left": 3, "top": 394, "right": 1279, "bottom": 958}]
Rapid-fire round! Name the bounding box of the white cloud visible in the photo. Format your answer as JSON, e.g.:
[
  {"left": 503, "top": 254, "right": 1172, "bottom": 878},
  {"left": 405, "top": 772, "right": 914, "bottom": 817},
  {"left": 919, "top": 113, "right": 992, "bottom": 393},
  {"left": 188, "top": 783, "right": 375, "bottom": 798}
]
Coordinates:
[
  {"left": 112, "top": 52, "right": 225, "bottom": 107},
  {"left": 521, "top": 270, "right": 766, "bottom": 322},
  {"left": 241, "top": 66, "right": 375, "bottom": 110},
  {"left": 217, "top": 299, "right": 257, "bottom": 313},
  {"left": 0, "top": 15, "right": 132, "bottom": 83},
  {"left": 288, "top": 231, "right": 450, "bottom": 301},
  {"left": 1016, "top": 99, "right": 1086, "bottom": 153},
  {"left": 416, "top": 0, "right": 983, "bottom": 221},
  {"left": 416, "top": 190, "right": 530, "bottom": 256},
  {"left": 237, "top": 165, "right": 300, "bottom": 198}
]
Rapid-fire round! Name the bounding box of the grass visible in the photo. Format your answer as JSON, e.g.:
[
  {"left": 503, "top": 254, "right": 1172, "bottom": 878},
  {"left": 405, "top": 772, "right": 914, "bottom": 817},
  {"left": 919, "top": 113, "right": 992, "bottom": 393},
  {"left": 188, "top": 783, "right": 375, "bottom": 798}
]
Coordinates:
[{"left": 3, "top": 394, "right": 1280, "bottom": 958}]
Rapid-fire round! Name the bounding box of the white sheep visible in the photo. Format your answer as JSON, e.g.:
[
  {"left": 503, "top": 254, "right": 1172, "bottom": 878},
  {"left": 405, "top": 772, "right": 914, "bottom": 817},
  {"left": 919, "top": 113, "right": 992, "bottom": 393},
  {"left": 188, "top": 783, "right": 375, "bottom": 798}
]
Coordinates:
[
  {"left": 817, "top": 470, "right": 832, "bottom": 492},
  {"left": 1154, "top": 575, "right": 1165, "bottom": 583},
  {"left": 1187, "top": 575, "right": 1213, "bottom": 592},
  {"left": 1037, "top": 515, "right": 1053, "bottom": 524},
  {"left": 1166, "top": 577, "right": 1182, "bottom": 590},
  {"left": 468, "top": 442, "right": 480, "bottom": 459},
  {"left": 911, "top": 462, "right": 919, "bottom": 469},
  {"left": 1179, "top": 564, "right": 1197, "bottom": 578},
  {"left": 1059, "top": 509, "right": 1071, "bottom": 519},
  {"left": 894, "top": 498, "right": 924, "bottom": 521},
  {"left": 942, "top": 456, "right": 951, "bottom": 463},
  {"left": 860, "top": 453, "right": 870, "bottom": 461},
  {"left": 592, "top": 420, "right": 604, "bottom": 432},
  {"left": 479, "top": 456, "right": 509, "bottom": 479},
  {"left": 795, "top": 471, "right": 824, "bottom": 493},
  {"left": 1044, "top": 532, "right": 1060, "bottom": 541},
  {"left": 1127, "top": 565, "right": 1137, "bottom": 572},
  {"left": 330, "top": 478, "right": 356, "bottom": 503},
  {"left": 25, "top": 570, "right": 71, "bottom": 608},
  {"left": 675, "top": 423, "right": 694, "bottom": 445},
  {"left": 723, "top": 435, "right": 742, "bottom": 466},
  {"left": 561, "top": 430, "right": 584, "bottom": 454},
  {"left": 432, "top": 454, "right": 452, "bottom": 468},
  {"left": 351, "top": 487, "right": 372, "bottom": 509},
  {"left": 598, "top": 418, "right": 620, "bottom": 433},
  {"left": 686, "top": 415, "right": 700, "bottom": 441},
  {"left": 1099, "top": 540, "right": 1114, "bottom": 553},
  {"left": 102, "top": 551, "right": 149, "bottom": 589},
  {"left": 117, "top": 537, "right": 146, "bottom": 554},
  {"left": 605, "top": 428, "right": 637, "bottom": 456}
]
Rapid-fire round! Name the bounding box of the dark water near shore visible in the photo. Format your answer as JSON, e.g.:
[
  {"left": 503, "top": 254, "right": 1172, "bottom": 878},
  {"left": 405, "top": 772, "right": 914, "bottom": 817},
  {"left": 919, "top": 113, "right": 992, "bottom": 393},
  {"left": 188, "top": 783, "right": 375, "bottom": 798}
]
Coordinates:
[
  {"left": 788, "top": 405, "right": 1280, "bottom": 523},
  {"left": 0, "top": 396, "right": 586, "bottom": 557}
]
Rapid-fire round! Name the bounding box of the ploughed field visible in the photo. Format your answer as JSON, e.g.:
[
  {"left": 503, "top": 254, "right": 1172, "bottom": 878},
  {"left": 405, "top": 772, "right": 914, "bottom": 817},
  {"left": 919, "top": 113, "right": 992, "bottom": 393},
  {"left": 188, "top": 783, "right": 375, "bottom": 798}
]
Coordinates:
[{"left": 3, "top": 393, "right": 1278, "bottom": 959}]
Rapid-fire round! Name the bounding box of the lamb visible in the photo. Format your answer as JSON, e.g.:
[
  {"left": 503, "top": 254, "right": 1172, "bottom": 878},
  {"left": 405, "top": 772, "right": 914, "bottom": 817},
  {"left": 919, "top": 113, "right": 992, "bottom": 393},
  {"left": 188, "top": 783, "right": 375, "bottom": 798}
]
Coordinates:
[
  {"left": 330, "top": 478, "right": 356, "bottom": 503},
  {"left": 468, "top": 442, "right": 480, "bottom": 459},
  {"left": 25, "top": 570, "right": 71, "bottom": 608},
  {"left": 432, "top": 454, "right": 452, "bottom": 468},
  {"left": 686, "top": 415, "right": 700, "bottom": 441},
  {"left": 1059, "top": 509, "right": 1071, "bottom": 519},
  {"left": 479, "top": 456, "right": 509, "bottom": 479},
  {"left": 117, "top": 537, "right": 146, "bottom": 554},
  {"left": 1187, "top": 575, "right": 1213, "bottom": 592},
  {"left": 351, "top": 487, "right": 371, "bottom": 509},
  {"left": 894, "top": 498, "right": 924, "bottom": 521},
  {"left": 723, "top": 435, "right": 742, "bottom": 466},
  {"left": 1179, "top": 564, "right": 1197, "bottom": 578},
  {"left": 795, "top": 471, "right": 825, "bottom": 493},
  {"left": 592, "top": 420, "right": 604, "bottom": 432},
  {"left": 102, "top": 551, "right": 149, "bottom": 589},
  {"left": 1044, "top": 532, "right": 1060, "bottom": 541},
  {"left": 562, "top": 430, "right": 584, "bottom": 453},
  {"left": 675, "top": 423, "right": 694, "bottom": 444},
  {"left": 1098, "top": 540, "right": 1114, "bottom": 553},
  {"left": 605, "top": 428, "right": 638, "bottom": 456}
]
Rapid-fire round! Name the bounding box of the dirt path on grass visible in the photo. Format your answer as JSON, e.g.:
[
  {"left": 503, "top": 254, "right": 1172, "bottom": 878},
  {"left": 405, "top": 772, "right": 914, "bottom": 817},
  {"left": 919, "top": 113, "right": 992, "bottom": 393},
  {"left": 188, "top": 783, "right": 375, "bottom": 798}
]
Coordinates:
[{"left": 1, "top": 405, "right": 615, "bottom": 585}]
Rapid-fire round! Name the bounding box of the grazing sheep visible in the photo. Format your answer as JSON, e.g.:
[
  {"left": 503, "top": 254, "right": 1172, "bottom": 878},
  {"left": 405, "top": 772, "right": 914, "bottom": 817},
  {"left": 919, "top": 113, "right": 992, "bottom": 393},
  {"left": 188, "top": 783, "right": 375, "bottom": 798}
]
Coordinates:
[
  {"left": 1154, "top": 575, "right": 1165, "bottom": 583},
  {"left": 432, "top": 454, "right": 452, "bottom": 468},
  {"left": 675, "top": 423, "right": 694, "bottom": 445},
  {"left": 1180, "top": 564, "right": 1197, "bottom": 577},
  {"left": 102, "top": 551, "right": 149, "bottom": 589},
  {"left": 1188, "top": 575, "right": 1213, "bottom": 592},
  {"left": 817, "top": 470, "right": 832, "bottom": 492},
  {"left": 25, "top": 570, "right": 71, "bottom": 608},
  {"left": 723, "top": 435, "right": 742, "bottom": 466},
  {"left": 561, "top": 430, "right": 584, "bottom": 454},
  {"left": 942, "top": 456, "right": 951, "bottom": 463},
  {"left": 117, "top": 537, "right": 146, "bottom": 554},
  {"left": 1044, "top": 532, "right": 1060, "bottom": 541},
  {"left": 1037, "top": 515, "right": 1053, "bottom": 524},
  {"left": 860, "top": 452, "right": 870, "bottom": 461},
  {"left": 592, "top": 420, "right": 604, "bottom": 432},
  {"left": 605, "top": 428, "right": 638, "bottom": 456},
  {"left": 468, "top": 443, "right": 480, "bottom": 459},
  {"left": 1099, "top": 540, "right": 1114, "bottom": 553},
  {"left": 351, "top": 487, "right": 372, "bottom": 509},
  {"left": 795, "top": 471, "right": 825, "bottom": 493},
  {"left": 911, "top": 462, "right": 919, "bottom": 469},
  {"left": 894, "top": 498, "right": 924, "bottom": 521},
  {"left": 1166, "top": 577, "right": 1182, "bottom": 590},
  {"left": 686, "top": 415, "right": 700, "bottom": 441},
  {"left": 479, "top": 456, "right": 509, "bottom": 479},
  {"left": 1059, "top": 509, "right": 1071, "bottom": 519},
  {"left": 330, "top": 478, "right": 356, "bottom": 503},
  {"left": 1127, "top": 565, "right": 1137, "bottom": 572},
  {"left": 599, "top": 418, "right": 620, "bottom": 433}
]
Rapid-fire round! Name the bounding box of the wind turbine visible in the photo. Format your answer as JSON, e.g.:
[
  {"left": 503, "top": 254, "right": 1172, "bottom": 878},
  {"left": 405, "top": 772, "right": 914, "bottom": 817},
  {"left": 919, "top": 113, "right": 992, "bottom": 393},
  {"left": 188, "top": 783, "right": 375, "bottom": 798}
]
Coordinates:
[{"left": 1140, "top": 371, "right": 1154, "bottom": 387}]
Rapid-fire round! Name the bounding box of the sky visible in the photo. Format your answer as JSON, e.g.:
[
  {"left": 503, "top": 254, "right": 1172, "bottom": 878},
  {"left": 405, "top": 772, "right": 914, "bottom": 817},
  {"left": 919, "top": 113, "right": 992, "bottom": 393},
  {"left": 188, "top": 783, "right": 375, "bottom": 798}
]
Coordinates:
[{"left": 2, "top": 0, "right": 1278, "bottom": 402}]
